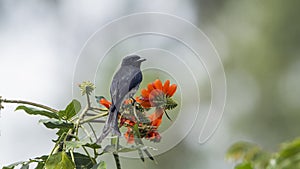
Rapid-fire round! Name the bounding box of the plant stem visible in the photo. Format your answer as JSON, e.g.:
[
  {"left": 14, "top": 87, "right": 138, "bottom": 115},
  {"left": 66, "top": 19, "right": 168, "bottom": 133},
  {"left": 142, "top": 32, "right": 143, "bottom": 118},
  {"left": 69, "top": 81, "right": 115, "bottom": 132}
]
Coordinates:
[
  {"left": 0, "top": 97, "right": 58, "bottom": 113},
  {"left": 80, "top": 112, "right": 108, "bottom": 124},
  {"left": 82, "top": 146, "right": 96, "bottom": 164},
  {"left": 87, "top": 122, "right": 98, "bottom": 140},
  {"left": 45, "top": 132, "right": 67, "bottom": 165},
  {"left": 112, "top": 137, "right": 121, "bottom": 169},
  {"left": 86, "top": 92, "right": 91, "bottom": 110},
  {"left": 113, "top": 153, "right": 121, "bottom": 169},
  {"left": 89, "top": 107, "right": 108, "bottom": 112}
]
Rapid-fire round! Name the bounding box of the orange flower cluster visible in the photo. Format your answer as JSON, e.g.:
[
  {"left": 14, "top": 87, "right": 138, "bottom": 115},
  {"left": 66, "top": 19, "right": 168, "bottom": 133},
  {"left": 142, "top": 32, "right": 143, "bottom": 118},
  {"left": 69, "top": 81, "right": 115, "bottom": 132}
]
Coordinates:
[
  {"left": 97, "top": 79, "right": 177, "bottom": 144},
  {"left": 137, "top": 79, "right": 177, "bottom": 108}
]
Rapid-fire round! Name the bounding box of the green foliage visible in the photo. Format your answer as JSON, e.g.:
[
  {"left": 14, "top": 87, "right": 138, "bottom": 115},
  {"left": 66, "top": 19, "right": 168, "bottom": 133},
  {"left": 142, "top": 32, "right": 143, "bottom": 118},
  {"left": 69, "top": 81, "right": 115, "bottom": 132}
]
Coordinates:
[
  {"left": 2, "top": 80, "right": 177, "bottom": 169},
  {"left": 91, "top": 161, "right": 106, "bottom": 169},
  {"left": 39, "top": 119, "right": 74, "bottom": 129},
  {"left": 71, "top": 152, "right": 96, "bottom": 169},
  {"left": 65, "top": 140, "right": 101, "bottom": 151},
  {"left": 165, "top": 97, "right": 178, "bottom": 110},
  {"left": 276, "top": 138, "right": 300, "bottom": 169},
  {"left": 227, "top": 138, "right": 300, "bottom": 169},
  {"left": 1, "top": 155, "right": 48, "bottom": 169},
  {"left": 2, "top": 161, "right": 25, "bottom": 169},
  {"left": 58, "top": 99, "right": 81, "bottom": 120},
  {"left": 15, "top": 105, "right": 59, "bottom": 119},
  {"left": 45, "top": 152, "right": 75, "bottom": 169},
  {"left": 234, "top": 162, "right": 253, "bottom": 169}
]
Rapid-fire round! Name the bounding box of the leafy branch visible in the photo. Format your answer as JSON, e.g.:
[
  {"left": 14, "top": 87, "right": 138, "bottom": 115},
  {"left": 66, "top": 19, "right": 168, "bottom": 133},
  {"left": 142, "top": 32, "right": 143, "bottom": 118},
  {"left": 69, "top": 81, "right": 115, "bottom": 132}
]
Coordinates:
[
  {"left": 0, "top": 79, "right": 179, "bottom": 169},
  {"left": 226, "top": 138, "right": 300, "bottom": 169}
]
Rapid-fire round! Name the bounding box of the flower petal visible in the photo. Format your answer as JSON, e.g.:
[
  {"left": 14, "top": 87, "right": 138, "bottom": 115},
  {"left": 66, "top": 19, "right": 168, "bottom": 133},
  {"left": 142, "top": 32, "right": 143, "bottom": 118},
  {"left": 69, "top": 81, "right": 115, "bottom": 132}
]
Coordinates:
[
  {"left": 100, "top": 98, "right": 111, "bottom": 109},
  {"left": 124, "top": 128, "right": 135, "bottom": 144},
  {"left": 141, "top": 89, "right": 150, "bottom": 98},
  {"left": 147, "top": 83, "right": 154, "bottom": 92},
  {"left": 141, "top": 101, "right": 152, "bottom": 108},
  {"left": 149, "top": 108, "right": 164, "bottom": 127},
  {"left": 153, "top": 79, "right": 163, "bottom": 90},
  {"left": 167, "top": 84, "right": 177, "bottom": 97},
  {"left": 163, "top": 80, "right": 170, "bottom": 94}
]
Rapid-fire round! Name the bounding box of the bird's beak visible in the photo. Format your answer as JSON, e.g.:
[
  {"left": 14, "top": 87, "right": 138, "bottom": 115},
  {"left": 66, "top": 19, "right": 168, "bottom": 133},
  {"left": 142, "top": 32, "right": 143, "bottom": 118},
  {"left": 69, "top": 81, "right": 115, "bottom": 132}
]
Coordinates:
[{"left": 138, "top": 57, "right": 146, "bottom": 62}]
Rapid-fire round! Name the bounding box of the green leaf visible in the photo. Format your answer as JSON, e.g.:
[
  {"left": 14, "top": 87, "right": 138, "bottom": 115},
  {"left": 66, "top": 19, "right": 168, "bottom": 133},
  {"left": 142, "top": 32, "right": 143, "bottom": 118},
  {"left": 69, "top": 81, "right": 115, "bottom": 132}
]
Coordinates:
[
  {"left": 56, "top": 128, "right": 69, "bottom": 137},
  {"left": 278, "top": 137, "right": 300, "bottom": 160},
  {"left": 45, "top": 152, "right": 75, "bottom": 169},
  {"left": 32, "top": 155, "right": 48, "bottom": 169},
  {"left": 72, "top": 152, "right": 96, "bottom": 169},
  {"left": 235, "top": 162, "right": 253, "bottom": 169},
  {"left": 20, "top": 163, "right": 29, "bottom": 169},
  {"left": 165, "top": 97, "right": 178, "bottom": 110},
  {"left": 2, "top": 161, "right": 25, "bottom": 169},
  {"left": 226, "top": 141, "right": 260, "bottom": 161},
  {"left": 15, "top": 106, "right": 59, "bottom": 119},
  {"left": 83, "top": 143, "right": 102, "bottom": 149},
  {"left": 91, "top": 161, "right": 106, "bottom": 169},
  {"left": 65, "top": 140, "right": 89, "bottom": 151},
  {"left": 58, "top": 100, "right": 81, "bottom": 120},
  {"left": 35, "top": 162, "right": 45, "bottom": 169},
  {"left": 65, "top": 141, "right": 102, "bottom": 151},
  {"left": 132, "top": 124, "right": 141, "bottom": 138},
  {"left": 39, "top": 119, "right": 74, "bottom": 129},
  {"left": 276, "top": 137, "right": 300, "bottom": 168},
  {"left": 33, "top": 155, "right": 48, "bottom": 161},
  {"left": 226, "top": 141, "right": 271, "bottom": 169}
]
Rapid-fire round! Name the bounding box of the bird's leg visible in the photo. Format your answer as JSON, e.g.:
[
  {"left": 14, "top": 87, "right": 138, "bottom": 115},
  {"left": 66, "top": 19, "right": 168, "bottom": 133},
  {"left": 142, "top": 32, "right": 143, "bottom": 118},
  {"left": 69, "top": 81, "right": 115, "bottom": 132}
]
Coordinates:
[{"left": 130, "top": 96, "right": 136, "bottom": 106}]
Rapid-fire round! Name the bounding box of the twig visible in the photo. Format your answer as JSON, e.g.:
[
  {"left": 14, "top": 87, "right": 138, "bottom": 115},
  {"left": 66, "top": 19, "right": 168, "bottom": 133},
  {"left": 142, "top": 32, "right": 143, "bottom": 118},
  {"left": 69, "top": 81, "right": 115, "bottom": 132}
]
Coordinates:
[
  {"left": 112, "top": 137, "right": 121, "bottom": 169},
  {"left": 89, "top": 107, "right": 108, "bottom": 112},
  {"left": 0, "top": 97, "right": 58, "bottom": 113},
  {"left": 87, "top": 122, "right": 98, "bottom": 140},
  {"left": 113, "top": 153, "right": 121, "bottom": 169},
  {"left": 80, "top": 112, "right": 108, "bottom": 124},
  {"left": 86, "top": 92, "right": 91, "bottom": 110},
  {"left": 90, "top": 119, "right": 106, "bottom": 123},
  {"left": 44, "top": 132, "right": 67, "bottom": 165}
]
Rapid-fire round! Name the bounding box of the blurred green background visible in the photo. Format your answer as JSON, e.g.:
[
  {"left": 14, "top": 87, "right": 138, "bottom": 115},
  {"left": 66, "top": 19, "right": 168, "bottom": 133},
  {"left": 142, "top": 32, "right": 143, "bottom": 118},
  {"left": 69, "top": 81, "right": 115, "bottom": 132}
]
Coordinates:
[{"left": 0, "top": 0, "right": 300, "bottom": 168}]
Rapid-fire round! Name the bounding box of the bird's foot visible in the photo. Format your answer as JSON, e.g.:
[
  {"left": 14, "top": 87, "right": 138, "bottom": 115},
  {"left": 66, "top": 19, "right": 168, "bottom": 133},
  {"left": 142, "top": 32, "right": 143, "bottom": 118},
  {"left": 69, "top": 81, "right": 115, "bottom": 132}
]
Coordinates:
[{"left": 130, "top": 97, "right": 137, "bottom": 106}]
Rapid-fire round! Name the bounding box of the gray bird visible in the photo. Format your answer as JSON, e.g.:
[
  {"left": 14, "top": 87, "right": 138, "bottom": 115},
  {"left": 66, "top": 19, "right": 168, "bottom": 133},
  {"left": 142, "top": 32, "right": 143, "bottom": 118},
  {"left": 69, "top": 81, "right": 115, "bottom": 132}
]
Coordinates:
[{"left": 97, "top": 55, "right": 146, "bottom": 142}]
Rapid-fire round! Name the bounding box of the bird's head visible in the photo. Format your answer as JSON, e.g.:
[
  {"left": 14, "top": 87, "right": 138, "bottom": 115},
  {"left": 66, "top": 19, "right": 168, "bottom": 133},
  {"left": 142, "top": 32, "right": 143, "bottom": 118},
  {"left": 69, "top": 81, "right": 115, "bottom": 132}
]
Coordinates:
[{"left": 121, "top": 55, "right": 146, "bottom": 67}]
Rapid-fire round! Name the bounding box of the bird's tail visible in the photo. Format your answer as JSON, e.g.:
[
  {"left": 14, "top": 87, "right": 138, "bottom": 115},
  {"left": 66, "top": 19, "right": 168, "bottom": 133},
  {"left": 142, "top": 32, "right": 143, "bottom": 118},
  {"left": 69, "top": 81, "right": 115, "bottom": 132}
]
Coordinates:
[{"left": 97, "top": 105, "right": 121, "bottom": 143}]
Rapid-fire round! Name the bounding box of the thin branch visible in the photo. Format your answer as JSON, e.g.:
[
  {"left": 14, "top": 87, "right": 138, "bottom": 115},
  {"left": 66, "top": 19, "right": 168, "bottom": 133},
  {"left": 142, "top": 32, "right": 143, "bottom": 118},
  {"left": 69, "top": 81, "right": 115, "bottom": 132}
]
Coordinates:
[
  {"left": 112, "top": 137, "right": 121, "bottom": 169},
  {"left": 86, "top": 91, "right": 91, "bottom": 109},
  {"left": 0, "top": 97, "right": 58, "bottom": 113},
  {"left": 85, "top": 112, "right": 99, "bottom": 116},
  {"left": 89, "top": 107, "right": 108, "bottom": 112},
  {"left": 87, "top": 122, "right": 98, "bottom": 141},
  {"left": 113, "top": 153, "right": 121, "bottom": 169},
  {"left": 89, "top": 119, "right": 106, "bottom": 123},
  {"left": 80, "top": 112, "right": 108, "bottom": 124},
  {"left": 45, "top": 132, "right": 67, "bottom": 165}
]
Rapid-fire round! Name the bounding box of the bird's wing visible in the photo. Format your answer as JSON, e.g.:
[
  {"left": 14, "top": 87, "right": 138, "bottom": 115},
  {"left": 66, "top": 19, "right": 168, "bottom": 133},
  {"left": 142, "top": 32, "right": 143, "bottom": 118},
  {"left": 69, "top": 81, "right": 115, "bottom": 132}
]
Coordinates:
[
  {"left": 110, "top": 66, "right": 142, "bottom": 108},
  {"left": 128, "top": 70, "right": 142, "bottom": 92}
]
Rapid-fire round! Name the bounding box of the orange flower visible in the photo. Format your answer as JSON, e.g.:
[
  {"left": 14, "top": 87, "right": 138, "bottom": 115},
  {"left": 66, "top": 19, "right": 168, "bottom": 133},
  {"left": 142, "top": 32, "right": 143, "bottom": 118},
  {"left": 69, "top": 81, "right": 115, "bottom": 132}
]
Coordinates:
[
  {"left": 96, "top": 96, "right": 112, "bottom": 109},
  {"left": 137, "top": 79, "right": 177, "bottom": 108},
  {"left": 98, "top": 97, "right": 133, "bottom": 109},
  {"left": 124, "top": 127, "right": 135, "bottom": 144},
  {"left": 146, "top": 130, "right": 161, "bottom": 142},
  {"left": 97, "top": 79, "right": 178, "bottom": 144},
  {"left": 148, "top": 107, "right": 164, "bottom": 127}
]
